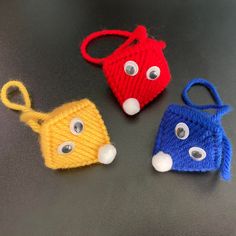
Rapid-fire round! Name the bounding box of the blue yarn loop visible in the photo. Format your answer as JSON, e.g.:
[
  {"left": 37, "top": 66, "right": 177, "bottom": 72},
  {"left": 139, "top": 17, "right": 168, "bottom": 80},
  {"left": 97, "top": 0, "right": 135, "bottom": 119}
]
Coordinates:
[{"left": 182, "top": 78, "right": 231, "bottom": 120}]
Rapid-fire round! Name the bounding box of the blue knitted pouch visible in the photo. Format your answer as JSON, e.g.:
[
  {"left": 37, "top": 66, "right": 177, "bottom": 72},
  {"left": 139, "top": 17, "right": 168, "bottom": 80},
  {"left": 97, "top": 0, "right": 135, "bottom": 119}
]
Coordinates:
[{"left": 152, "top": 78, "right": 232, "bottom": 181}]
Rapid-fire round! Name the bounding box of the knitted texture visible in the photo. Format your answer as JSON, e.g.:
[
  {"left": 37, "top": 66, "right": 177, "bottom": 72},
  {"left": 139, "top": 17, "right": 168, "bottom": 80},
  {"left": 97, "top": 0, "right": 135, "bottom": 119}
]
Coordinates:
[
  {"left": 1, "top": 81, "right": 112, "bottom": 169},
  {"left": 81, "top": 25, "right": 171, "bottom": 115},
  {"left": 152, "top": 79, "right": 232, "bottom": 181}
]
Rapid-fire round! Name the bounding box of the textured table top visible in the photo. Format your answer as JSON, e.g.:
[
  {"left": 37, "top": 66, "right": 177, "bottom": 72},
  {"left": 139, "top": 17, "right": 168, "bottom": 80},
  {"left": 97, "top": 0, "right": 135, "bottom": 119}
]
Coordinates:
[{"left": 0, "top": 0, "right": 236, "bottom": 235}]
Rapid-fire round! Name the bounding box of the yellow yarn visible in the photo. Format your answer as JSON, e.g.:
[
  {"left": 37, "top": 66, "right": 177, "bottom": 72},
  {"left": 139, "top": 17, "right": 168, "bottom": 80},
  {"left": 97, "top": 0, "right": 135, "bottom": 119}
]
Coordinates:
[{"left": 1, "top": 81, "right": 111, "bottom": 169}]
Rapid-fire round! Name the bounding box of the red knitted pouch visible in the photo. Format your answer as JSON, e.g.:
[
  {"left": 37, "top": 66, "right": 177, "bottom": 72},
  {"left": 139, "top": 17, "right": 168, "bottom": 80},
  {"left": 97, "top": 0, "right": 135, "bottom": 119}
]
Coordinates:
[{"left": 80, "top": 25, "right": 171, "bottom": 115}]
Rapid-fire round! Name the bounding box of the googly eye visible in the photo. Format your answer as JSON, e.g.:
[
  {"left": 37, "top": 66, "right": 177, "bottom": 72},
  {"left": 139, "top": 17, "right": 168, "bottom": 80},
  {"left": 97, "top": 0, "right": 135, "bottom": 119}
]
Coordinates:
[
  {"left": 124, "top": 61, "right": 139, "bottom": 76},
  {"left": 189, "top": 147, "right": 206, "bottom": 161},
  {"left": 70, "top": 118, "right": 84, "bottom": 135},
  {"left": 175, "top": 122, "right": 189, "bottom": 140},
  {"left": 146, "top": 66, "right": 161, "bottom": 80},
  {"left": 58, "top": 141, "right": 75, "bottom": 154}
]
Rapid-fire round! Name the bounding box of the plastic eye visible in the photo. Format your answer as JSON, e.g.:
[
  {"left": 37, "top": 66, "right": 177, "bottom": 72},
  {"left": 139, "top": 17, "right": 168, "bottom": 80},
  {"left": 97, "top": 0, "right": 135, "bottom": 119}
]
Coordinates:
[
  {"left": 146, "top": 66, "right": 161, "bottom": 80},
  {"left": 70, "top": 118, "right": 84, "bottom": 135},
  {"left": 175, "top": 122, "right": 189, "bottom": 140},
  {"left": 124, "top": 61, "right": 139, "bottom": 76},
  {"left": 58, "top": 141, "right": 75, "bottom": 154},
  {"left": 189, "top": 147, "right": 206, "bottom": 161}
]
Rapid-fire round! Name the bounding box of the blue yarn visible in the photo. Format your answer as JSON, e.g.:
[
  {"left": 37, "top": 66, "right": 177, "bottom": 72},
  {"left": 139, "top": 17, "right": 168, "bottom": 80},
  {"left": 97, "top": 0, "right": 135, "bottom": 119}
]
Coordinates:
[
  {"left": 220, "top": 135, "right": 232, "bottom": 181},
  {"left": 153, "top": 78, "right": 232, "bottom": 181}
]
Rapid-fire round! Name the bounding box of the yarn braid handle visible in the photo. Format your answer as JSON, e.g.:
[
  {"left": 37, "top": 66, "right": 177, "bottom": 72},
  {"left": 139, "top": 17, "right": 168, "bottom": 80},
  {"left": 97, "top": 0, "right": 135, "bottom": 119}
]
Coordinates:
[
  {"left": 1, "top": 80, "right": 32, "bottom": 111},
  {"left": 80, "top": 25, "right": 148, "bottom": 65},
  {"left": 182, "top": 78, "right": 231, "bottom": 120},
  {"left": 1, "top": 81, "right": 48, "bottom": 133}
]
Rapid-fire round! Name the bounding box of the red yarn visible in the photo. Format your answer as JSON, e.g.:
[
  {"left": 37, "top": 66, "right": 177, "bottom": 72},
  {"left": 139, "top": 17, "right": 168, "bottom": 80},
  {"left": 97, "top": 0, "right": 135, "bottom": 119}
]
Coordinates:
[{"left": 80, "top": 25, "right": 171, "bottom": 115}]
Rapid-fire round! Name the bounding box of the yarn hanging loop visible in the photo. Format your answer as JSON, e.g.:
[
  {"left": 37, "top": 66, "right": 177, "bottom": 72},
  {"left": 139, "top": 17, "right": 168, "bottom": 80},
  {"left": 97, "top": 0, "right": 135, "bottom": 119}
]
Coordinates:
[
  {"left": 80, "top": 25, "right": 148, "bottom": 65},
  {"left": 182, "top": 78, "right": 231, "bottom": 119},
  {"left": 1, "top": 81, "right": 48, "bottom": 133},
  {"left": 1, "top": 80, "right": 32, "bottom": 112}
]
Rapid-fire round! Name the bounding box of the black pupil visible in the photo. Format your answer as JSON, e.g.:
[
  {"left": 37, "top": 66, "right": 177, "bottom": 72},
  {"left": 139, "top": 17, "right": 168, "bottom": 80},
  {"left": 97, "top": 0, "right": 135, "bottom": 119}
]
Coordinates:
[
  {"left": 149, "top": 71, "right": 158, "bottom": 79},
  {"left": 74, "top": 122, "right": 83, "bottom": 133},
  {"left": 62, "top": 145, "right": 72, "bottom": 153},
  {"left": 177, "top": 127, "right": 185, "bottom": 138},
  {"left": 126, "top": 65, "right": 135, "bottom": 75},
  {"left": 191, "top": 150, "right": 202, "bottom": 159}
]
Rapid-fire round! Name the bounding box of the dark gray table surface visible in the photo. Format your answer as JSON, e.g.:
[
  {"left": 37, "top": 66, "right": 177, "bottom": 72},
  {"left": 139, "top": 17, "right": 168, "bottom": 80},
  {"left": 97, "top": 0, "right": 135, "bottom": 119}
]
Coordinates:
[{"left": 0, "top": 0, "right": 236, "bottom": 235}]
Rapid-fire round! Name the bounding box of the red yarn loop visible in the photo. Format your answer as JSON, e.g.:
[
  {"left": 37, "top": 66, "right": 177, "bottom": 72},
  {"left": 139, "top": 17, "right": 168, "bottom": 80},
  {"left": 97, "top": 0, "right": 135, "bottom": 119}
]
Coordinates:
[{"left": 80, "top": 25, "right": 148, "bottom": 65}]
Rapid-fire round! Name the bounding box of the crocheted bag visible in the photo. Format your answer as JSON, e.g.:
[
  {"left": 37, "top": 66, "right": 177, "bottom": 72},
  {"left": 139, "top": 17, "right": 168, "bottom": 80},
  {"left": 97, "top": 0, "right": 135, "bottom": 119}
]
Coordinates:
[
  {"left": 1, "top": 81, "right": 117, "bottom": 169},
  {"left": 152, "top": 79, "right": 232, "bottom": 181},
  {"left": 81, "top": 25, "right": 171, "bottom": 115}
]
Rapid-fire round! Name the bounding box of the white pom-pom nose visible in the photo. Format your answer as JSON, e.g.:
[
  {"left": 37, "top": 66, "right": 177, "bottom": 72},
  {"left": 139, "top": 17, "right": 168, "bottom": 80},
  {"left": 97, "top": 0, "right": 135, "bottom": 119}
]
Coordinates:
[
  {"left": 122, "top": 98, "right": 140, "bottom": 115},
  {"left": 152, "top": 151, "right": 173, "bottom": 172},
  {"left": 98, "top": 144, "right": 117, "bottom": 165}
]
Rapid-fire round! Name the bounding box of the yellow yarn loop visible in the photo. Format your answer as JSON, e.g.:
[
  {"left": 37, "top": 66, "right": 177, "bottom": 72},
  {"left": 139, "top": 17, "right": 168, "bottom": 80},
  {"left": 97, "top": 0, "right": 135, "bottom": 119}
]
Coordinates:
[
  {"left": 1, "top": 80, "right": 31, "bottom": 111},
  {"left": 1, "top": 80, "right": 48, "bottom": 133}
]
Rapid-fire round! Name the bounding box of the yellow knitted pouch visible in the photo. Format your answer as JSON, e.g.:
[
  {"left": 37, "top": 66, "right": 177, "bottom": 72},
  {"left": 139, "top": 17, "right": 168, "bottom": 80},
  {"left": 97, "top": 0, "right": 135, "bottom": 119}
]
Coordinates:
[{"left": 1, "top": 81, "right": 117, "bottom": 169}]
